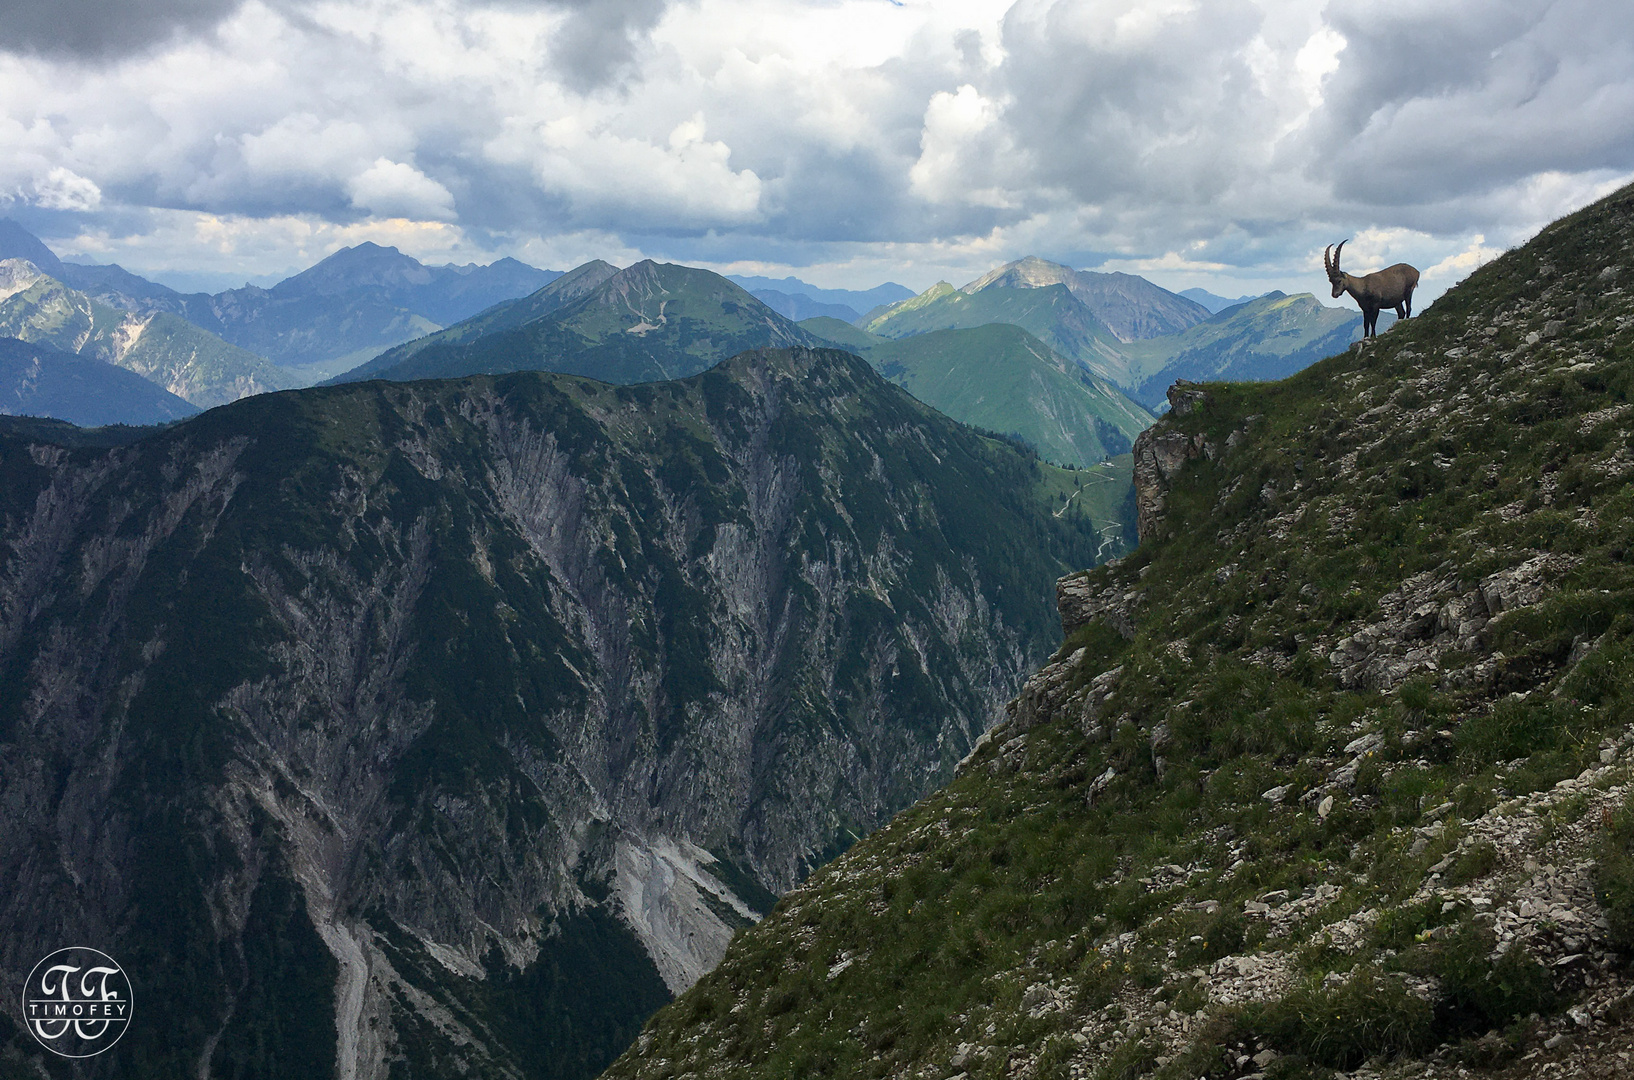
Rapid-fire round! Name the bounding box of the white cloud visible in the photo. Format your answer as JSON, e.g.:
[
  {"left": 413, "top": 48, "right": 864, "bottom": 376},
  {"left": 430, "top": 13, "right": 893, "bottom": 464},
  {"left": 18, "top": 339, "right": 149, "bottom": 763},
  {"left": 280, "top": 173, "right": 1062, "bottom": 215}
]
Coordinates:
[
  {"left": 34, "top": 166, "right": 102, "bottom": 210},
  {"left": 0, "top": 0, "right": 1629, "bottom": 296},
  {"left": 348, "top": 158, "right": 457, "bottom": 220}
]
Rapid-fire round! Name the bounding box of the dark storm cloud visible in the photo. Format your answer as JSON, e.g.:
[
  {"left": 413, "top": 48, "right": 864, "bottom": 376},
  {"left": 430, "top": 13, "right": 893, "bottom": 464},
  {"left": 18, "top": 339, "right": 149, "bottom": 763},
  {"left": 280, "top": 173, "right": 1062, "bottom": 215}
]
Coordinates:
[
  {"left": 0, "top": 0, "right": 246, "bottom": 58},
  {"left": 544, "top": 0, "right": 672, "bottom": 92}
]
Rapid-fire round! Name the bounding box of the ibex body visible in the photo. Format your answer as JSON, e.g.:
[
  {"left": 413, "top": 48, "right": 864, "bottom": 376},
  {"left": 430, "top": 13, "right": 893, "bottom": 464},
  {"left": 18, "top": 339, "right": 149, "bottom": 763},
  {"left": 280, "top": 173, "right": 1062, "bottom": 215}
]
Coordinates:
[{"left": 1324, "top": 240, "right": 1420, "bottom": 338}]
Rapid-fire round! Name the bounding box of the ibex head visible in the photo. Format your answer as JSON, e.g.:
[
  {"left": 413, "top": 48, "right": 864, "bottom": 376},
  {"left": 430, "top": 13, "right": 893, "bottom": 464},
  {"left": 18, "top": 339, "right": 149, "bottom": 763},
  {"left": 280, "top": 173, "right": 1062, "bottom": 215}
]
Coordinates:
[{"left": 1323, "top": 240, "right": 1349, "bottom": 299}]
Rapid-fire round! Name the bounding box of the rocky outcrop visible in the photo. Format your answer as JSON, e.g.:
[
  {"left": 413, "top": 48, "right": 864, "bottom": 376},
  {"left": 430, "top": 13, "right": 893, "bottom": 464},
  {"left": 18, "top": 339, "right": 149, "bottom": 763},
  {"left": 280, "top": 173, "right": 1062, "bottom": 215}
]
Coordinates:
[
  {"left": 1132, "top": 382, "right": 1215, "bottom": 540},
  {"left": 1056, "top": 571, "right": 1140, "bottom": 638}
]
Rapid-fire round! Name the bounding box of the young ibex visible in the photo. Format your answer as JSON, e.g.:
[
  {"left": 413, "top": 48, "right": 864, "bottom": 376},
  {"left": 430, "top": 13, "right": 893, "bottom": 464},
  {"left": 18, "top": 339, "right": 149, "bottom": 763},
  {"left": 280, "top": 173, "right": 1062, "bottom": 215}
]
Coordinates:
[{"left": 1324, "top": 240, "right": 1420, "bottom": 338}]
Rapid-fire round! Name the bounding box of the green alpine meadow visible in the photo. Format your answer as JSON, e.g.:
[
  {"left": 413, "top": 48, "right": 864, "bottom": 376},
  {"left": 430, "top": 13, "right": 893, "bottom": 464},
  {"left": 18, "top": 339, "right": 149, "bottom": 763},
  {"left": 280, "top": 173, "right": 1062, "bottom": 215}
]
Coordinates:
[{"left": 598, "top": 182, "right": 1634, "bottom": 1080}]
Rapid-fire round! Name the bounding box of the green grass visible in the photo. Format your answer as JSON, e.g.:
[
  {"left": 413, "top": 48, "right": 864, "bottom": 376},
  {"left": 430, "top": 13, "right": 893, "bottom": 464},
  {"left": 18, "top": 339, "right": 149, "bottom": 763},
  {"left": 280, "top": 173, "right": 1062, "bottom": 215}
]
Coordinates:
[{"left": 603, "top": 180, "right": 1634, "bottom": 1080}]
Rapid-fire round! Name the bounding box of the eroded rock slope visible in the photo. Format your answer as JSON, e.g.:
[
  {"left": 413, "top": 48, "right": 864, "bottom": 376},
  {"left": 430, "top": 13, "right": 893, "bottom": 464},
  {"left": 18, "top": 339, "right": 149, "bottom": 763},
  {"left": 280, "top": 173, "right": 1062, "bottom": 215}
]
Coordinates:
[{"left": 0, "top": 347, "right": 1109, "bottom": 1079}]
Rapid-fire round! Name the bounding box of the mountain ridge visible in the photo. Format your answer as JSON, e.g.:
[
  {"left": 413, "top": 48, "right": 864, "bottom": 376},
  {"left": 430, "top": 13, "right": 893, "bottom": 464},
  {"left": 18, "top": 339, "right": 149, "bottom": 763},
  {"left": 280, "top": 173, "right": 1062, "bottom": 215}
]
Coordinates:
[
  {"left": 0, "top": 345, "right": 1122, "bottom": 1080},
  {"left": 340, "top": 260, "right": 828, "bottom": 386},
  {"left": 600, "top": 181, "right": 1634, "bottom": 1080},
  {"left": 0, "top": 258, "right": 295, "bottom": 407}
]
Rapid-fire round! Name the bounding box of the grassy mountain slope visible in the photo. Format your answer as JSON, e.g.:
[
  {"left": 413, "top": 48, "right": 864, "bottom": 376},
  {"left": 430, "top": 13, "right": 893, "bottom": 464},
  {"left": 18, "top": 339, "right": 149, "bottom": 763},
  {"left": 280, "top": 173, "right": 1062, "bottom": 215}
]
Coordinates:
[
  {"left": 0, "top": 259, "right": 293, "bottom": 407},
  {"left": 343, "top": 261, "right": 827, "bottom": 386},
  {"left": 603, "top": 184, "right": 1634, "bottom": 1080},
  {"left": 0, "top": 335, "right": 198, "bottom": 426},
  {"left": 1119, "top": 292, "right": 1366, "bottom": 409},
  {"left": 0, "top": 346, "right": 1123, "bottom": 1080},
  {"left": 964, "top": 258, "right": 1211, "bottom": 343},
  {"left": 340, "top": 259, "right": 623, "bottom": 380},
  {"left": 801, "top": 318, "right": 1153, "bottom": 466},
  {"left": 863, "top": 282, "right": 1134, "bottom": 386}
]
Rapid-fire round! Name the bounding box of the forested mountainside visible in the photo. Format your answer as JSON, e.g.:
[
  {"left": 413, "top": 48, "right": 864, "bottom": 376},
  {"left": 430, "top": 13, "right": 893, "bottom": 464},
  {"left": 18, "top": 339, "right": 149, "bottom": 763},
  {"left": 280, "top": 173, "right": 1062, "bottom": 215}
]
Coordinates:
[
  {"left": 604, "top": 183, "right": 1634, "bottom": 1080},
  {"left": 0, "top": 347, "right": 1118, "bottom": 1080},
  {"left": 0, "top": 335, "right": 198, "bottom": 427}
]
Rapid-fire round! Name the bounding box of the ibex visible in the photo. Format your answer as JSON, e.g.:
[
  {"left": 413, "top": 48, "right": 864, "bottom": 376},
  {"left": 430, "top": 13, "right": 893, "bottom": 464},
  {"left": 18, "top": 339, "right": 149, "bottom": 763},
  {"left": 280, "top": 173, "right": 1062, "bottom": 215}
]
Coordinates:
[{"left": 1324, "top": 240, "right": 1420, "bottom": 338}]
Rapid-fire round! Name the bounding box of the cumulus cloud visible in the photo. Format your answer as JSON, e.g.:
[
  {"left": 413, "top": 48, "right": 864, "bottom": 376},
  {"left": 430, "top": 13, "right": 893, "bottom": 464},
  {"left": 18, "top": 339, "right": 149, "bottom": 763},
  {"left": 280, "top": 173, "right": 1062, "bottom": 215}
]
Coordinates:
[
  {"left": 348, "top": 158, "right": 457, "bottom": 220},
  {"left": 35, "top": 166, "right": 103, "bottom": 210},
  {"left": 1, "top": 0, "right": 1630, "bottom": 298}
]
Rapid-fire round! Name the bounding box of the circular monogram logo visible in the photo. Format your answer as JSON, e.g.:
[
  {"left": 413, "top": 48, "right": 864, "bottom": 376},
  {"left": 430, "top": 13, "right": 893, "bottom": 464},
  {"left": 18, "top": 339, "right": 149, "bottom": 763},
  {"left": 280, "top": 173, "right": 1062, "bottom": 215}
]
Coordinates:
[{"left": 22, "top": 948, "right": 133, "bottom": 1058}]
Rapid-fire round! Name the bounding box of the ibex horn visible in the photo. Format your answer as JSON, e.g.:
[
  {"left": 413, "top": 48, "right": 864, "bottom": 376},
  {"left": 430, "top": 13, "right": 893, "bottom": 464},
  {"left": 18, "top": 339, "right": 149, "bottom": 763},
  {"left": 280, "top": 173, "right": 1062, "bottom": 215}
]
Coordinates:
[
  {"left": 1333, "top": 239, "right": 1348, "bottom": 273},
  {"left": 1323, "top": 244, "right": 1332, "bottom": 274}
]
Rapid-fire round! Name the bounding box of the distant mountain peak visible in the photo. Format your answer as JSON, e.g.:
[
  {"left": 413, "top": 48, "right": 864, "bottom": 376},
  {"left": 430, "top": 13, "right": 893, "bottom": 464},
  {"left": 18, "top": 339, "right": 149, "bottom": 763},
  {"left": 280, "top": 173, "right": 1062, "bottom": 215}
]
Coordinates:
[
  {"left": 276, "top": 242, "right": 434, "bottom": 295},
  {"left": 0, "top": 220, "right": 66, "bottom": 278},
  {"left": 957, "top": 256, "right": 1211, "bottom": 343},
  {"left": 961, "top": 255, "right": 1075, "bottom": 294}
]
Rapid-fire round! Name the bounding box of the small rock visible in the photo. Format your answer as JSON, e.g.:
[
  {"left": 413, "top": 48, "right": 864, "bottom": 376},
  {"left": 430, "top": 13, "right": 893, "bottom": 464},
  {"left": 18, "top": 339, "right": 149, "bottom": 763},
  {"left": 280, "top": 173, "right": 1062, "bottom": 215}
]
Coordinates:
[
  {"left": 1343, "top": 732, "right": 1384, "bottom": 756},
  {"left": 1318, "top": 795, "right": 1335, "bottom": 819},
  {"left": 1544, "top": 1033, "right": 1569, "bottom": 1050},
  {"left": 1252, "top": 1049, "right": 1280, "bottom": 1067},
  {"left": 1262, "top": 785, "right": 1291, "bottom": 804}
]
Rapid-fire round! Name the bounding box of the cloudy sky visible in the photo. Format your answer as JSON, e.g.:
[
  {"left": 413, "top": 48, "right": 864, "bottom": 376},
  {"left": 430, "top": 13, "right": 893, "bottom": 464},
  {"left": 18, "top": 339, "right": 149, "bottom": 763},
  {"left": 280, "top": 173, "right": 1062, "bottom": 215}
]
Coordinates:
[{"left": 1, "top": 0, "right": 1631, "bottom": 300}]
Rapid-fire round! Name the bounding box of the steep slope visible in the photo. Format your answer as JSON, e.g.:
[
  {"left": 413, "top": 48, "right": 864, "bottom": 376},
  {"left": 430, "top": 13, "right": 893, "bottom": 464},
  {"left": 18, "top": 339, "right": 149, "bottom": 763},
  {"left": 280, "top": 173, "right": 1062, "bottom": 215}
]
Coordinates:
[
  {"left": 0, "top": 335, "right": 198, "bottom": 426},
  {"left": 863, "top": 281, "right": 1134, "bottom": 386},
  {"left": 0, "top": 347, "right": 1118, "bottom": 1080},
  {"left": 801, "top": 318, "right": 1153, "bottom": 466},
  {"left": 0, "top": 260, "right": 293, "bottom": 407},
  {"left": 964, "top": 257, "right": 1211, "bottom": 342},
  {"left": 1119, "top": 292, "right": 1366, "bottom": 409},
  {"left": 345, "top": 261, "right": 827, "bottom": 386},
  {"left": 0, "top": 218, "right": 67, "bottom": 276},
  {"left": 603, "top": 184, "right": 1634, "bottom": 1080}
]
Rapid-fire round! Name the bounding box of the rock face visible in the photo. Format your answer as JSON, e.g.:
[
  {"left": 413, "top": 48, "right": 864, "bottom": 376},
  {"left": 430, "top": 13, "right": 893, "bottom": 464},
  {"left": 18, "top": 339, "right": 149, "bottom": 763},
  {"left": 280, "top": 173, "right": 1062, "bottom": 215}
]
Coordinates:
[
  {"left": 1131, "top": 382, "right": 1214, "bottom": 539},
  {"left": 0, "top": 348, "right": 1107, "bottom": 1079}
]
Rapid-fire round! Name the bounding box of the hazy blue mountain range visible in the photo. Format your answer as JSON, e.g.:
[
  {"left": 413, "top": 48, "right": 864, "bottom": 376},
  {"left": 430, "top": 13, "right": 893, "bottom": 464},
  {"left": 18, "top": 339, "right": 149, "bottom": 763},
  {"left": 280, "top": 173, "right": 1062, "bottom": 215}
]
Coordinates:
[
  {"left": 0, "top": 221, "right": 560, "bottom": 379},
  {"left": 747, "top": 288, "right": 862, "bottom": 323},
  {"left": 865, "top": 258, "right": 1368, "bottom": 403},
  {"left": 339, "top": 260, "right": 828, "bottom": 385},
  {"left": 1118, "top": 290, "right": 1368, "bottom": 408},
  {"left": 0, "top": 335, "right": 198, "bottom": 426},
  {"left": 800, "top": 316, "right": 1152, "bottom": 467},
  {"left": 0, "top": 259, "right": 296, "bottom": 408},
  {"left": 1179, "top": 286, "right": 1266, "bottom": 313},
  {"left": 0, "top": 346, "right": 1121, "bottom": 1080},
  {"left": 726, "top": 274, "right": 914, "bottom": 316}
]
